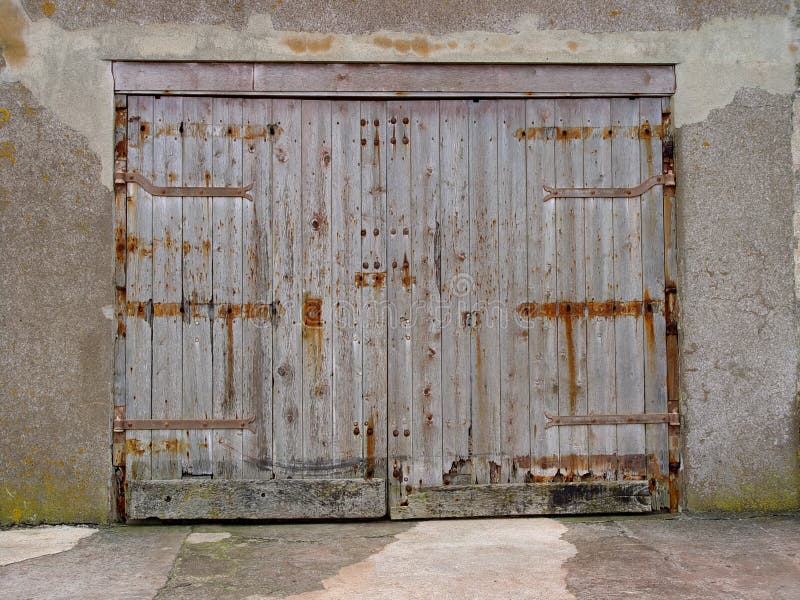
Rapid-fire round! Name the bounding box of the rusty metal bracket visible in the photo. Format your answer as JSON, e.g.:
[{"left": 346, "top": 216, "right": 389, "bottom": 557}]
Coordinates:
[
  {"left": 543, "top": 173, "right": 675, "bottom": 202},
  {"left": 113, "top": 406, "right": 256, "bottom": 433},
  {"left": 116, "top": 171, "right": 254, "bottom": 201},
  {"left": 544, "top": 412, "right": 680, "bottom": 429}
]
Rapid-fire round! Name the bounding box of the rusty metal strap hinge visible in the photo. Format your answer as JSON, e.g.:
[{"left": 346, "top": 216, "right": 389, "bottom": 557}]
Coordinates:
[
  {"left": 114, "top": 406, "right": 256, "bottom": 433},
  {"left": 544, "top": 412, "right": 680, "bottom": 429},
  {"left": 543, "top": 173, "right": 675, "bottom": 202},
  {"left": 116, "top": 171, "right": 254, "bottom": 201}
]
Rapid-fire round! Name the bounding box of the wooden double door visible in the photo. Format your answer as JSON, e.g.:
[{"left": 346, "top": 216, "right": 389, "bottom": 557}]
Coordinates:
[{"left": 119, "top": 95, "right": 674, "bottom": 519}]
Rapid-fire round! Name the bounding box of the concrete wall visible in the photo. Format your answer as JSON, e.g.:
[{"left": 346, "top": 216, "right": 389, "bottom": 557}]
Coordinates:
[{"left": 0, "top": 0, "right": 797, "bottom": 523}]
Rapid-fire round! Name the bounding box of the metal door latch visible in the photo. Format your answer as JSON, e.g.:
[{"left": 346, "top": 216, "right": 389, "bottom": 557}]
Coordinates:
[
  {"left": 543, "top": 173, "right": 675, "bottom": 202},
  {"left": 114, "top": 406, "right": 256, "bottom": 433},
  {"left": 116, "top": 171, "right": 254, "bottom": 201},
  {"left": 544, "top": 412, "right": 680, "bottom": 428}
]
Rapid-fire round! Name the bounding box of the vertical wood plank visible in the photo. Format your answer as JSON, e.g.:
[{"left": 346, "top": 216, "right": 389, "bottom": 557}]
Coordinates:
[
  {"left": 555, "top": 99, "right": 589, "bottom": 480},
  {"left": 331, "top": 100, "right": 363, "bottom": 477},
  {"left": 583, "top": 99, "right": 617, "bottom": 481},
  {"left": 181, "top": 96, "right": 213, "bottom": 476},
  {"left": 469, "top": 100, "right": 501, "bottom": 484},
  {"left": 640, "top": 97, "right": 669, "bottom": 501},
  {"left": 125, "top": 95, "right": 154, "bottom": 481},
  {"left": 439, "top": 100, "right": 472, "bottom": 485},
  {"left": 151, "top": 96, "right": 183, "bottom": 480},
  {"left": 386, "top": 102, "right": 414, "bottom": 507},
  {"left": 212, "top": 97, "right": 244, "bottom": 480},
  {"left": 301, "top": 100, "right": 334, "bottom": 477},
  {"left": 527, "top": 100, "right": 559, "bottom": 481},
  {"left": 271, "top": 99, "right": 303, "bottom": 479},
  {"left": 242, "top": 99, "right": 273, "bottom": 479},
  {"left": 359, "top": 102, "right": 388, "bottom": 481},
  {"left": 410, "top": 101, "right": 443, "bottom": 488},
  {"left": 611, "top": 98, "right": 646, "bottom": 480},
  {"left": 497, "top": 100, "right": 530, "bottom": 483}
]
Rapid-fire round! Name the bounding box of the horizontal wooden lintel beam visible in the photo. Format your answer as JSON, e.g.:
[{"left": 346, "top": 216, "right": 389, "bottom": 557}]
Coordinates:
[{"left": 113, "top": 62, "right": 675, "bottom": 97}]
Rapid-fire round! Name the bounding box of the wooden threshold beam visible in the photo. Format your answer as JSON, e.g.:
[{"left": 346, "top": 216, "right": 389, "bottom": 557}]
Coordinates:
[{"left": 126, "top": 479, "right": 386, "bottom": 520}]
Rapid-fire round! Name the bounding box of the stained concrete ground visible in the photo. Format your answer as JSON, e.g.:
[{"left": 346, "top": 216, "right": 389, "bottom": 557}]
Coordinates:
[{"left": 1, "top": 514, "right": 798, "bottom": 600}]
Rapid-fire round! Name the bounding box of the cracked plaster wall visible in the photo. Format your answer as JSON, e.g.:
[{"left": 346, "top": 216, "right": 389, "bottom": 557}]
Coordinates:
[{"left": 0, "top": 0, "right": 797, "bottom": 522}]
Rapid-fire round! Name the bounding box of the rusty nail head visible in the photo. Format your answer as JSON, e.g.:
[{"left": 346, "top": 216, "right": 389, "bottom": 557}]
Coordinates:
[
  {"left": 367, "top": 427, "right": 374, "bottom": 435},
  {"left": 393, "top": 429, "right": 399, "bottom": 437},
  {"left": 362, "top": 261, "right": 369, "bottom": 269},
  {"left": 403, "top": 429, "right": 410, "bottom": 437},
  {"left": 405, "top": 485, "right": 412, "bottom": 492},
  {"left": 361, "top": 138, "right": 367, "bottom": 146},
  {"left": 391, "top": 117, "right": 397, "bottom": 124},
  {"left": 403, "top": 117, "right": 409, "bottom": 124},
  {"left": 374, "top": 261, "right": 380, "bottom": 269},
  {"left": 360, "top": 119, "right": 367, "bottom": 126},
  {"left": 374, "top": 119, "right": 380, "bottom": 126}
]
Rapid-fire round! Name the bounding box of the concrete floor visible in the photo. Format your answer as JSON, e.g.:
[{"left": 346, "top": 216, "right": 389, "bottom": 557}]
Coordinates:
[{"left": 0, "top": 514, "right": 798, "bottom": 599}]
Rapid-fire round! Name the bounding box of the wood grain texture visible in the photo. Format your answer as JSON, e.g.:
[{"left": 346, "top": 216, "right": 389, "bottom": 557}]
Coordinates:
[
  {"left": 386, "top": 101, "right": 414, "bottom": 507},
  {"left": 181, "top": 96, "right": 214, "bottom": 476},
  {"left": 582, "top": 99, "right": 617, "bottom": 481},
  {"left": 151, "top": 96, "right": 183, "bottom": 480},
  {"left": 527, "top": 100, "right": 559, "bottom": 482},
  {"left": 554, "top": 99, "right": 589, "bottom": 479},
  {"left": 360, "top": 101, "right": 388, "bottom": 481},
  {"left": 469, "top": 100, "right": 501, "bottom": 485},
  {"left": 127, "top": 479, "right": 387, "bottom": 520},
  {"left": 301, "top": 100, "right": 334, "bottom": 476},
  {"left": 391, "top": 482, "right": 651, "bottom": 519},
  {"left": 439, "top": 101, "right": 472, "bottom": 485},
  {"left": 409, "top": 101, "right": 443, "bottom": 488},
  {"left": 331, "top": 100, "right": 364, "bottom": 477},
  {"left": 640, "top": 98, "right": 669, "bottom": 506},
  {"left": 211, "top": 97, "right": 244, "bottom": 479},
  {"left": 242, "top": 99, "right": 273, "bottom": 479},
  {"left": 125, "top": 95, "right": 153, "bottom": 482},
  {"left": 251, "top": 63, "right": 675, "bottom": 97},
  {"left": 271, "top": 98, "right": 304, "bottom": 479},
  {"left": 113, "top": 62, "right": 254, "bottom": 93},
  {"left": 497, "top": 100, "right": 530, "bottom": 483},
  {"left": 611, "top": 98, "right": 646, "bottom": 480}
]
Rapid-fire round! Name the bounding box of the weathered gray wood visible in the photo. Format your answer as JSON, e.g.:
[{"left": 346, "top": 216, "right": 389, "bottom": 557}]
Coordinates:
[
  {"left": 640, "top": 98, "right": 669, "bottom": 506},
  {"left": 469, "top": 100, "right": 501, "bottom": 484},
  {"left": 386, "top": 101, "right": 414, "bottom": 507},
  {"left": 554, "top": 99, "right": 589, "bottom": 480},
  {"left": 410, "top": 101, "right": 443, "bottom": 488},
  {"left": 583, "top": 100, "right": 617, "bottom": 481},
  {"left": 331, "top": 100, "right": 364, "bottom": 477},
  {"left": 439, "top": 100, "right": 472, "bottom": 485},
  {"left": 252, "top": 64, "right": 675, "bottom": 97},
  {"left": 181, "top": 96, "right": 213, "bottom": 476},
  {"left": 271, "top": 98, "right": 303, "bottom": 479},
  {"left": 125, "top": 95, "right": 153, "bottom": 481},
  {"left": 359, "top": 101, "right": 389, "bottom": 480},
  {"left": 211, "top": 97, "right": 244, "bottom": 479},
  {"left": 391, "top": 482, "right": 651, "bottom": 519},
  {"left": 527, "top": 100, "right": 559, "bottom": 481},
  {"left": 301, "top": 100, "right": 334, "bottom": 476},
  {"left": 497, "top": 100, "right": 530, "bottom": 483},
  {"left": 151, "top": 96, "right": 183, "bottom": 480},
  {"left": 127, "top": 478, "right": 387, "bottom": 520},
  {"left": 242, "top": 99, "right": 273, "bottom": 479},
  {"left": 611, "top": 98, "right": 646, "bottom": 480},
  {"left": 113, "top": 62, "right": 254, "bottom": 93}
]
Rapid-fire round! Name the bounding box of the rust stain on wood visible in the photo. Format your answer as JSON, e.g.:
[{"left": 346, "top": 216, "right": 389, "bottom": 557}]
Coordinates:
[
  {"left": 372, "top": 35, "right": 445, "bottom": 57},
  {"left": 355, "top": 271, "right": 386, "bottom": 288},
  {"left": 517, "top": 300, "right": 647, "bottom": 319},
  {"left": 125, "top": 438, "right": 148, "bottom": 456},
  {"left": 223, "top": 306, "right": 235, "bottom": 412},
  {"left": 365, "top": 412, "right": 376, "bottom": 479},
  {"left": 562, "top": 303, "right": 578, "bottom": 416}
]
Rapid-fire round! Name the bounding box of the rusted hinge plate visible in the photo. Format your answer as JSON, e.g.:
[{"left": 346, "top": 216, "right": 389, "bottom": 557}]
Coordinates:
[
  {"left": 543, "top": 173, "right": 674, "bottom": 202},
  {"left": 116, "top": 171, "right": 254, "bottom": 201},
  {"left": 545, "top": 412, "right": 679, "bottom": 428},
  {"left": 114, "top": 406, "right": 256, "bottom": 433}
]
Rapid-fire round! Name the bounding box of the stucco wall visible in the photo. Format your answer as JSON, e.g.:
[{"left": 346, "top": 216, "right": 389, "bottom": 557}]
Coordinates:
[{"left": 0, "top": 0, "right": 797, "bottom": 523}]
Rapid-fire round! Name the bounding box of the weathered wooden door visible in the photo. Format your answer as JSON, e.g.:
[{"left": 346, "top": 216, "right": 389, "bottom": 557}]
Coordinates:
[
  {"left": 383, "top": 98, "right": 675, "bottom": 519},
  {"left": 115, "top": 87, "right": 675, "bottom": 520}
]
